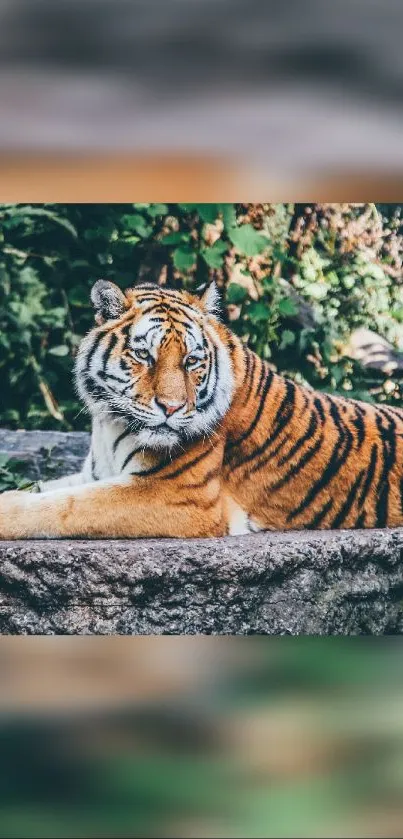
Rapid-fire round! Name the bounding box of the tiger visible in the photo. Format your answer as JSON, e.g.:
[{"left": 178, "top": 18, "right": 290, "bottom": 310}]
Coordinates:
[{"left": 1, "top": 278, "right": 403, "bottom": 540}]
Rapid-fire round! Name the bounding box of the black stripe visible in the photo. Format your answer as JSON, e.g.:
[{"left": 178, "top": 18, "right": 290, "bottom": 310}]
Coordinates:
[
  {"left": 304, "top": 497, "right": 333, "bottom": 529},
  {"left": 101, "top": 332, "right": 118, "bottom": 370},
  {"left": 131, "top": 327, "right": 161, "bottom": 344},
  {"left": 255, "top": 360, "right": 268, "bottom": 398},
  {"left": 119, "top": 356, "right": 130, "bottom": 373},
  {"left": 241, "top": 349, "right": 251, "bottom": 385},
  {"left": 181, "top": 465, "right": 222, "bottom": 490},
  {"left": 84, "top": 330, "right": 105, "bottom": 369},
  {"left": 134, "top": 458, "right": 171, "bottom": 477},
  {"left": 161, "top": 292, "right": 200, "bottom": 316},
  {"left": 355, "top": 510, "right": 366, "bottom": 528},
  {"left": 225, "top": 365, "right": 274, "bottom": 454},
  {"left": 121, "top": 323, "right": 133, "bottom": 352},
  {"left": 381, "top": 405, "right": 403, "bottom": 420},
  {"left": 113, "top": 428, "right": 132, "bottom": 454},
  {"left": 232, "top": 380, "right": 296, "bottom": 472},
  {"left": 98, "top": 370, "right": 129, "bottom": 385},
  {"left": 171, "top": 495, "right": 220, "bottom": 510},
  {"left": 136, "top": 293, "right": 199, "bottom": 322},
  {"left": 352, "top": 406, "right": 366, "bottom": 448},
  {"left": 198, "top": 346, "right": 218, "bottom": 407},
  {"left": 121, "top": 381, "right": 134, "bottom": 394},
  {"left": 358, "top": 443, "right": 378, "bottom": 508},
  {"left": 133, "top": 448, "right": 214, "bottom": 480},
  {"left": 288, "top": 396, "right": 354, "bottom": 522},
  {"left": 167, "top": 314, "right": 194, "bottom": 331},
  {"left": 375, "top": 413, "right": 396, "bottom": 527},
  {"left": 268, "top": 431, "right": 324, "bottom": 491},
  {"left": 121, "top": 446, "right": 141, "bottom": 472},
  {"left": 278, "top": 408, "right": 318, "bottom": 467},
  {"left": 331, "top": 469, "right": 365, "bottom": 528},
  {"left": 249, "top": 433, "right": 292, "bottom": 475},
  {"left": 161, "top": 447, "right": 214, "bottom": 480},
  {"left": 247, "top": 433, "right": 294, "bottom": 480},
  {"left": 244, "top": 352, "right": 257, "bottom": 404},
  {"left": 137, "top": 303, "right": 165, "bottom": 316},
  {"left": 82, "top": 374, "right": 105, "bottom": 401},
  {"left": 135, "top": 293, "right": 163, "bottom": 303},
  {"left": 197, "top": 346, "right": 214, "bottom": 402},
  {"left": 314, "top": 396, "right": 326, "bottom": 423}
]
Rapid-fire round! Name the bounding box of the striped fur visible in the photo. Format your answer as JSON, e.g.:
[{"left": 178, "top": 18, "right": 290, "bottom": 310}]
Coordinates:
[{"left": 2, "top": 280, "right": 403, "bottom": 539}]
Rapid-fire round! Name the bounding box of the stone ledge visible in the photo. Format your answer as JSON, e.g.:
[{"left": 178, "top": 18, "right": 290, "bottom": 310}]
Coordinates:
[
  {"left": 1, "top": 528, "right": 403, "bottom": 635},
  {"left": 1, "top": 430, "right": 403, "bottom": 635}
]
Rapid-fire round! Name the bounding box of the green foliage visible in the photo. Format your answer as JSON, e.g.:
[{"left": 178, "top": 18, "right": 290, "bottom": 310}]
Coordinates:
[
  {"left": 0, "top": 454, "right": 35, "bottom": 492},
  {"left": 1, "top": 202, "right": 403, "bottom": 431}
]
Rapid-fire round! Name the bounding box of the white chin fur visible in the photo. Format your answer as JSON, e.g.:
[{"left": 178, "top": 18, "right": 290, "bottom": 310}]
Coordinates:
[{"left": 134, "top": 427, "right": 181, "bottom": 449}]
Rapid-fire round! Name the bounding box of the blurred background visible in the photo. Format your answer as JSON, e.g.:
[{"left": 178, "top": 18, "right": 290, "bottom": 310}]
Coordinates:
[
  {"left": 0, "top": 638, "right": 403, "bottom": 838},
  {"left": 1, "top": 0, "right": 403, "bottom": 198}
]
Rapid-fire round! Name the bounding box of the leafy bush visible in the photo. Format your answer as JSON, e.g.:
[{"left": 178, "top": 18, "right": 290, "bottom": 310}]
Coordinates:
[{"left": 1, "top": 202, "right": 403, "bottom": 431}]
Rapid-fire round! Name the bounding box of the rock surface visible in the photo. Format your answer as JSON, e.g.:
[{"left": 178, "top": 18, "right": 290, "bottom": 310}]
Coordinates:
[
  {"left": 1, "top": 430, "right": 403, "bottom": 635},
  {"left": 0, "top": 429, "right": 90, "bottom": 482}
]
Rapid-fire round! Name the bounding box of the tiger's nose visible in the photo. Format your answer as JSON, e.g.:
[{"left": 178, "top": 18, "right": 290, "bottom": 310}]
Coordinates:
[{"left": 155, "top": 397, "right": 186, "bottom": 417}]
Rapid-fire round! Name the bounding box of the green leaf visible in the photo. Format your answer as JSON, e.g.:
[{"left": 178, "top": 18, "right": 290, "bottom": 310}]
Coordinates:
[
  {"left": 341, "top": 273, "right": 356, "bottom": 290},
  {"left": 248, "top": 301, "right": 270, "bottom": 323},
  {"left": 173, "top": 246, "right": 196, "bottom": 272},
  {"left": 147, "top": 203, "right": 169, "bottom": 217},
  {"left": 219, "top": 204, "right": 236, "bottom": 231},
  {"left": 327, "top": 270, "right": 340, "bottom": 287},
  {"left": 202, "top": 239, "right": 228, "bottom": 269},
  {"left": 179, "top": 204, "right": 219, "bottom": 223},
  {"left": 3, "top": 206, "right": 78, "bottom": 238},
  {"left": 280, "top": 328, "right": 296, "bottom": 349},
  {"left": 48, "top": 345, "right": 69, "bottom": 357},
  {"left": 392, "top": 305, "right": 403, "bottom": 323},
  {"left": 278, "top": 297, "right": 298, "bottom": 316},
  {"left": 161, "top": 232, "right": 189, "bottom": 245},
  {"left": 226, "top": 283, "right": 248, "bottom": 305},
  {"left": 121, "top": 214, "right": 152, "bottom": 238},
  {"left": 228, "top": 224, "right": 269, "bottom": 256},
  {"left": 121, "top": 235, "right": 141, "bottom": 245}
]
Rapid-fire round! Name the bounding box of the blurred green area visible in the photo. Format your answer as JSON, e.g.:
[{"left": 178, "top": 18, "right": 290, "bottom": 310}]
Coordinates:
[
  {"left": 0, "top": 638, "right": 403, "bottom": 838},
  {"left": 1, "top": 202, "right": 403, "bottom": 431}
]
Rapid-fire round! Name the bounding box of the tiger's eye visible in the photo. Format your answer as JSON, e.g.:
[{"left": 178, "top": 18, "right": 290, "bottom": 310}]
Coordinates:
[
  {"left": 187, "top": 355, "right": 199, "bottom": 366},
  {"left": 136, "top": 349, "right": 150, "bottom": 361}
]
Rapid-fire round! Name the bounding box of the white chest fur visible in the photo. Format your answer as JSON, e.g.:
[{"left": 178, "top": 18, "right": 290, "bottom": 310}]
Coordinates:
[{"left": 90, "top": 418, "right": 151, "bottom": 480}]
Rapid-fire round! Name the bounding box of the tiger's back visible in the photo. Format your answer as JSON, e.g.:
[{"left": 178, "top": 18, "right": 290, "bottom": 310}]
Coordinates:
[{"left": 224, "top": 348, "right": 403, "bottom": 531}]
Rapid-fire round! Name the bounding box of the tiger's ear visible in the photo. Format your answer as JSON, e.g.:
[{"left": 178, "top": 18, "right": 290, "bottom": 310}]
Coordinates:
[
  {"left": 200, "top": 281, "right": 221, "bottom": 316},
  {"left": 91, "top": 280, "right": 127, "bottom": 323}
]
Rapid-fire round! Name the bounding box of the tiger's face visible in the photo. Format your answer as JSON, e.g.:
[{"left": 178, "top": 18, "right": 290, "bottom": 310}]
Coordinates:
[{"left": 76, "top": 281, "right": 234, "bottom": 447}]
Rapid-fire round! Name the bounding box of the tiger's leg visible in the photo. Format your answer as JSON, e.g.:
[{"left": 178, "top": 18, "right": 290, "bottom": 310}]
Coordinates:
[
  {"left": 35, "top": 472, "right": 87, "bottom": 492},
  {"left": 0, "top": 476, "right": 227, "bottom": 540}
]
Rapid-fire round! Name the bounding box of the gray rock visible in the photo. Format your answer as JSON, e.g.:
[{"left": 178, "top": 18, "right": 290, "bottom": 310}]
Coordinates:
[
  {"left": 0, "top": 430, "right": 403, "bottom": 635},
  {"left": 0, "top": 429, "right": 90, "bottom": 481}
]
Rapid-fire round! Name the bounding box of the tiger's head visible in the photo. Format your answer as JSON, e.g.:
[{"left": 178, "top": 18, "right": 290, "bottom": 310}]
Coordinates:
[{"left": 75, "top": 280, "right": 235, "bottom": 448}]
